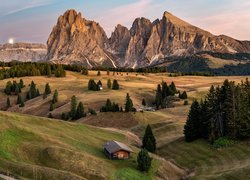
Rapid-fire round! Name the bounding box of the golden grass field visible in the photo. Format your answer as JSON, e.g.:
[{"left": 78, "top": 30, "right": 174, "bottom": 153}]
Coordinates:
[{"left": 0, "top": 71, "right": 249, "bottom": 179}]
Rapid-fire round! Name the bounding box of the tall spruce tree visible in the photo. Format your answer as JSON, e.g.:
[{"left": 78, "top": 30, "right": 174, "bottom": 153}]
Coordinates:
[
  {"left": 169, "top": 82, "right": 177, "bottom": 94},
  {"left": 112, "top": 80, "right": 120, "bottom": 90},
  {"left": 125, "top": 93, "right": 134, "bottom": 112},
  {"left": 137, "top": 149, "right": 152, "bottom": 172},
  {"left": 184, "top": 100, "right": 201, "bottom": 142},
  {"left": 69, "top": 95, "right": 77, "bottom": 119},
  {"left": 155, "top": 84, "right": 162, "bottom": 109},
  {"left": 142, "top": 125, "right": 156, "bottom": 153},
  {"left": 44, "top": 83, "right": 52, "bottom": 97},
  {"left": 75, "top": 102, "right": 85, "bottom": 120},
  {"left": 17, "top": 94, "right": 22, "bottom": 105},
  {"left": 29, "top": 81, "right": 37, "bottom": 99},
  {"left": 52, "top": 90, "right": 58, "bottom": 104}
]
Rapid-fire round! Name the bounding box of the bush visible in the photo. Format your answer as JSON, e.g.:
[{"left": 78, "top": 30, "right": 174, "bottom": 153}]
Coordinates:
[
  {"left": 88, "top": 108, "right": 97, "bottom": 115},
  {"left": 212, "top": 137, "right": 235, "bottom": 148},
  {"left": 184, "top": 100, "right": 189, "bottom": 105}
]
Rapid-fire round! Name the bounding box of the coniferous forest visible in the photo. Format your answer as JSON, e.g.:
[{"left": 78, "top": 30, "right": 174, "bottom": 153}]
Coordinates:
[{"left": 184, "top": 78, "right": 250, "bottom": 143}]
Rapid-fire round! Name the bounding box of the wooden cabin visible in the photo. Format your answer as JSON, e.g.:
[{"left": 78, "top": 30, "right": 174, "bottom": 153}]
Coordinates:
[{"left": 103, "top": 140, "right": 133, "bottom": 160}]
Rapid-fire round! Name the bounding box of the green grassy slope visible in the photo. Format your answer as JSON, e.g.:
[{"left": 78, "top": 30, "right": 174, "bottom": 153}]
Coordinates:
[
  {"left": 0, "top": 111, "right": 163, "bottom": 179},
  {"left": 132, "top": 111, "right": 250, "bottom": 180}
]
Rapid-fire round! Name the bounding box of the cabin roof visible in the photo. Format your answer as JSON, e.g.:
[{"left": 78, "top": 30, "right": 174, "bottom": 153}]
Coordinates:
[{"left": 104, "top": 140, "right": 133, "bottom": 154}]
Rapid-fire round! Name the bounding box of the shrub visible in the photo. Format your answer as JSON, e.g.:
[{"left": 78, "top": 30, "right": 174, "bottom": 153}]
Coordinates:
[{"left": 212, "top": 137, "right": 235, "bottom": 148}]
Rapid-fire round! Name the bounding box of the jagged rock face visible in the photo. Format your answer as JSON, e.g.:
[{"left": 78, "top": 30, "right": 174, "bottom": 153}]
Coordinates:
[
  {"left": 109, "top": 11, "right": 250, "bottom": 67},
  {"left": 46, "top": 10, "right": 117, "bottom": 67},
  {"left": 47, "top": 9, "right": 250, "bottom": 68},
  {"left": 108, "top": 24, "right": 130, "bottom": 55},
  {"left": 0, "top": 43, "right": 47, "bottom": 62}
]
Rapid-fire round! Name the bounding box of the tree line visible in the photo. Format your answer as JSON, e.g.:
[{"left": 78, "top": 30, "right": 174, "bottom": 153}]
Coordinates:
[
  {"left": 184, "top": 78, "right": 250, "bottom": 143},
  {"left": 0, "top": 62, "right": 66, "bottom": 80}
]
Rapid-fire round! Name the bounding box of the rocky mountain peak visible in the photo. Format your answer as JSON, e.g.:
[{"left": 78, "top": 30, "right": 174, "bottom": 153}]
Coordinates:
[
  {"left": 46, "top": 9, "right": 250, "bottom": 68},
  {"left": 46, "top": 9, "right": 117, "bottom": 67}
]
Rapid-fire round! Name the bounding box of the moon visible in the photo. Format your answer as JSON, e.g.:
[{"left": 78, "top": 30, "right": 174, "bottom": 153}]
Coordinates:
[{"left": 8, "top": 38, "right": 14, "bottom": 44}]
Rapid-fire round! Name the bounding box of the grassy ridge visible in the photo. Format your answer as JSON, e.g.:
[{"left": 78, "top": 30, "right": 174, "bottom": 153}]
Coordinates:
[{"left": 0, "top": 111, "right": 161, "bottom": 179}]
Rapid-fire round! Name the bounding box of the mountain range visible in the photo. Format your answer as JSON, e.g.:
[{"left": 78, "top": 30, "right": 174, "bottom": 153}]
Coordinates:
[{"left": 1, "top": 9, "right": 250, "bottom": 68}]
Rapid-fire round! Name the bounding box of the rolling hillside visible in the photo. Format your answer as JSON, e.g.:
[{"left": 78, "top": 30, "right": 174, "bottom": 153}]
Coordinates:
[{"left": 0, "top": 111, "right": 186, "bottom": 179}]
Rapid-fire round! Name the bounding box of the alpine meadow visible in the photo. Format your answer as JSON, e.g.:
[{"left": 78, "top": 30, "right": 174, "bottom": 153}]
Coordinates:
[{"left": 0, "top": 1, "right": 250, "bottom": 179}]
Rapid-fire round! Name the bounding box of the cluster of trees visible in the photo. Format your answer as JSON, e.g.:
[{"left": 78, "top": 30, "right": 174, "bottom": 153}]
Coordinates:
[
  {"left": 155, "top": 81, "right": 179, "bottom": 109},
  {"left": 179, "top": 91, "right": 188, "bottom": 99},
  {"left": 88, "top": 79, "right": 119, "bottom": 91},
  {"left": 88, "top": 79, "right": 102, "bottom": 91},
  {"left": 26, "top": 81, "right": 40, "bottom": 100},
  {"left": 4, "top": 79, "right": 24, "bottom": 95},
  {"left": 0, "top": 62, "right": 66, "bottom": 80},
  {"left": 184, "top": 79, "right": 250, "bottom": 143},
  {"left": 100, "top": 99, "right": 122, "bottom": 112},
  {"left": 100, "top": 93, "right": 135, "bottom": 113},
  {"left": 61, "top": 96, "right": 86, "bottom": 120}
]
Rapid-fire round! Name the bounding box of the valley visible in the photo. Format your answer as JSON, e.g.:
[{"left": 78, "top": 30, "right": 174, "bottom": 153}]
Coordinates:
[{"left": 0, "top": 70, "right": 249, "bottom": 179}]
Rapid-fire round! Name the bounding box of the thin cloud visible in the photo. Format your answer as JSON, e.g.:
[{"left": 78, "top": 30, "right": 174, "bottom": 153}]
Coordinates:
[{"left": 1, "top": 0, "right": 56, "bottom": 17}]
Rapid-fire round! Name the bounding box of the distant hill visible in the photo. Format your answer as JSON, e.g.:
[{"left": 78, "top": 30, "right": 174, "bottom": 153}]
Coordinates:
[{"left": 0, "top": 43, "right": 46, "bottom": 62}]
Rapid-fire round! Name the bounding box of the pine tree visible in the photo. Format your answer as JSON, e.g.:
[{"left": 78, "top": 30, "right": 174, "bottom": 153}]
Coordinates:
[
  {"left": 97, "top": 80, "right": 102, "bottom": 89},
  {"left": 49, "top": 102, "right": 54, "bottom": 111},
  {"left": 137, "top": 149, "right": 152, "bottom": 172},
  {"left": 69, "top": 95, "right": 77, "bottom": 119},
  {"left": 17, "top": 94, "right": 22, "bottom": 104},
  {"left": 29, "top": 81, "right": 37, "bottom": 99},
  {"left": 6, "top": 97, "right": 11, "bottom": 108},
  {"left": 107, "top": 79, "right": 112, "bottom": 89},
  {"left": 180, "top": 91, "right": 188, "bottom": 99},
  {"left": 161, "top": 81, "right": 168, "bottom": 99},
  {"left": 75, "top": 102, "right": 85, "bottom": 119},
  {"left": 19, "top": 79, "right": 24, "bottom": 88},
  {"left": 142, "top": 99, "right": 146, "bottom": 106},
  {"left": 125, "top": 93, "right": 134, "bottom": 112},
  {"left": 169, "top": 81, "right": 177, "bottom": 94},
  {"left": 142, "top": 125, "right": 156, "bottom": 153},
  {"left": 4, "top": 81, "right": 12, "bottom": 95},
  {"left": 52, "top": 90, "right": 58, "bottom": 104},
  {"left": 184, "top": 100, "right": 201, "bottom": 142},
  {"left": 97, "top": 71, "right": 101, "bottom": 76},
  {"left": 112, "top": 80, "right": 120, "bottom": 90},
  {"left": 44, "top": 83, "right": 52, "bottom": 97},
  {"left": 155, "top": 84, "right": 162, "bottom": 109},
  {"left": 107, "top": 70, "right": 110, "bottom": 75}
]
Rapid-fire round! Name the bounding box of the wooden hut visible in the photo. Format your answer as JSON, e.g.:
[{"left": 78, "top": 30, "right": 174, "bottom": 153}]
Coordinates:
[{"left": 103, "top": 140, "right": 133, "bottom": 160}]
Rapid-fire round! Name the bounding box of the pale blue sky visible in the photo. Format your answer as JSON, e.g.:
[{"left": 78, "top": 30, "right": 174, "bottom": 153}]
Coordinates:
[{"left": 0, "top": 0, "right": 249, "bottom": 43}]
